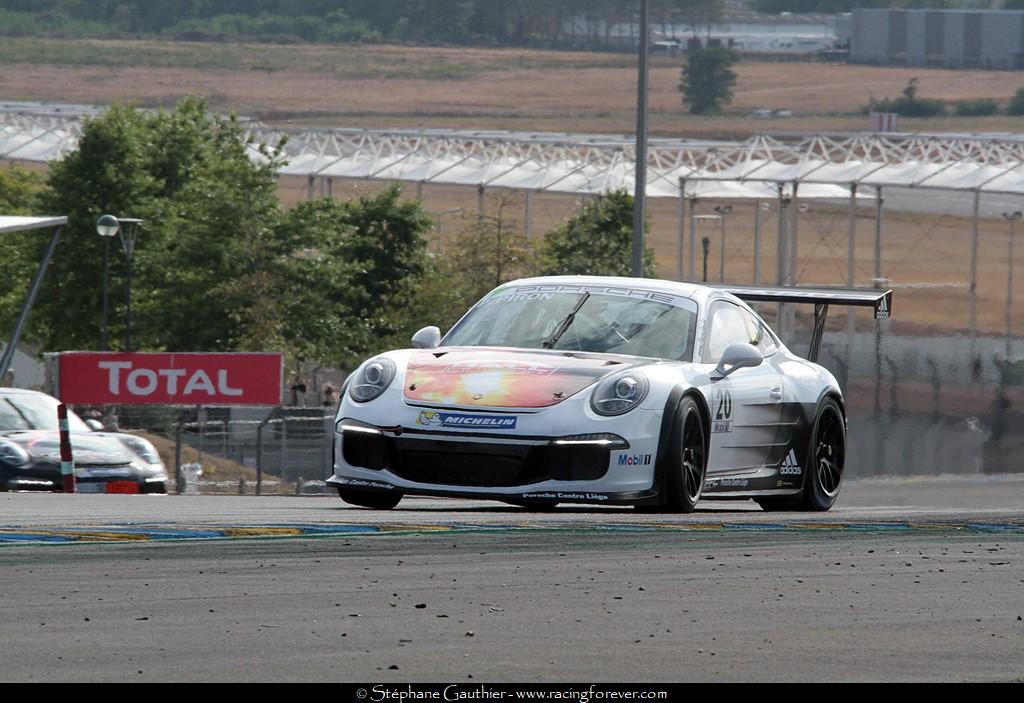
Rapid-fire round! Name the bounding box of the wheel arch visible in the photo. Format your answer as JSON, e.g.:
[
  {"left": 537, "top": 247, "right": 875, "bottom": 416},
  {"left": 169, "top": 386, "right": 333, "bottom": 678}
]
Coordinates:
[
  {"left": 817, "top": 387, "right": 848, "bottom": 427},
  {"left": 683, "top": 387, "right": 712, "bottom": 458},
  {"left": 646, "top": 385, "right": 711, "bottom": 506}
]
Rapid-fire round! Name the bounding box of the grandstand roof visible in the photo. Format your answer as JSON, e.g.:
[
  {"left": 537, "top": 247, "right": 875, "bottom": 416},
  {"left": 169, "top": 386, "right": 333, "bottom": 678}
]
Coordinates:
[{"left": 5, "top": 104, "right": 1024, "bottom": 199}]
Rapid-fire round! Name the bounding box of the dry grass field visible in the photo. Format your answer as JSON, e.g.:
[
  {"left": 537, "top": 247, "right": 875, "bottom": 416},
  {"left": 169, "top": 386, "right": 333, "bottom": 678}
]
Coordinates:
[
  {"left": 2, "top": 39, "right": 1023, "bottom": 137},
  {"left": 3, "top": 38, "right": 1023, "bottom": 336}
]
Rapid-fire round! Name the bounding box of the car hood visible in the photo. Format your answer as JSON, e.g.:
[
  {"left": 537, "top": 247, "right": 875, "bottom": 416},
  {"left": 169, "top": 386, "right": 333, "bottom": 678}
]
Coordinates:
[
  {"left": 0, "top": 430, "right": 137, "bottom": 465},
  {"left": 402, "top": 347, "right": 637, "bottom": 409}
]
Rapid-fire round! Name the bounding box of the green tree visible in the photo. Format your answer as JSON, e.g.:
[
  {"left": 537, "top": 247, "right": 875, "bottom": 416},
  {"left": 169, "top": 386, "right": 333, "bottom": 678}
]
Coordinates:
[
  {"left": 35, "top": 97, "right": 289, "bottom": 354},
  {"left": 868, "top": 77, "right": 945, "bottom": 118},
  {"left": 539, "top": 190, "right": 656, "bottom": 278},
  {"left": 679, "top": 47, "right": 738, "bottom": 115},
  {"left": 273, "top": 185, "right": 438, "bottom": 365},
  {"left": 36, "top": 103, "right": 159, "bottom": 352},
  {"left": 436, "top": 192, "right": 538, "bottom": 320},
  {"left": 1009, "top": 87, "right": 1024, "bottom": 116},
  {"left": 0, "top": 164, "right": 44, "bottom": 214},
  {"left": 0, "top": 165, "right": 48, "bottom": 335}
]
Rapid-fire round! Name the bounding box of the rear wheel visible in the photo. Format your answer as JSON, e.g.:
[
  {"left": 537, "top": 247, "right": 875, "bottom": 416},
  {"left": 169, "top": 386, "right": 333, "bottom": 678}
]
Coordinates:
[
  {"left": 800, "top": 397, "right": 846, "bottom": 512},
  {"left": 757, "top": 397, "right": 846, "bottom": 513},
  {"left": 663, "top": 396, "right": 707, "bottom": 514},
  {"left": 337, "top": 487, "right": 403, "bottom": 510}
]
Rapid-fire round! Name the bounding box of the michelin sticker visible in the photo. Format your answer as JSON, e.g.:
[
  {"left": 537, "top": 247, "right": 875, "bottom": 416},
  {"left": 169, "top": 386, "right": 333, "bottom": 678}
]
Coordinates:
[{"left": 417, "top": 411, "right": 517, "bottom": 430}]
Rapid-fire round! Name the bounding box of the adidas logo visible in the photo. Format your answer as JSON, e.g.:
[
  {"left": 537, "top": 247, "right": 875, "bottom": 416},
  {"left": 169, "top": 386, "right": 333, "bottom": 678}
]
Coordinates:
[
  {"left": 876, "top": 296, "right": 890, "bottom": 319},
  {"left": 780, "top": 450, "right": 802, "bottom": 476}
]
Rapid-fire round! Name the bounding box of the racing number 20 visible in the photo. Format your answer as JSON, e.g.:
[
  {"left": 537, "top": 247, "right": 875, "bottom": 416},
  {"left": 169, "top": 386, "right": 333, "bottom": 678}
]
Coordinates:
[{"left": 714, "top": 390, "right": 733, "bottom": 421}]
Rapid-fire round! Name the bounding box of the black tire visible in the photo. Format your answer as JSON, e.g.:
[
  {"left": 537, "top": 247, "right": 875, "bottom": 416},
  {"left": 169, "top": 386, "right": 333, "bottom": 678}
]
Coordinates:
[
  {"left": 799, "top": 397, "right": 846, "bottom": 512},
  {"left": 662, "top": 395, "right": 708, "bottom": 514},
  {"left": 755, "top": 497, "right": 795, "bottom": 512},
  {"left": 337, "top": 487, "right": 403, "bottom": 510}
]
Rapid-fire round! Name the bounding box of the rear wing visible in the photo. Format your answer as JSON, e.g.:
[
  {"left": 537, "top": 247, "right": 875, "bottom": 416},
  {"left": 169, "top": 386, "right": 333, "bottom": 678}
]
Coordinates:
[{"left": 713, "top": 285, "right": 893, "bottom": 363}]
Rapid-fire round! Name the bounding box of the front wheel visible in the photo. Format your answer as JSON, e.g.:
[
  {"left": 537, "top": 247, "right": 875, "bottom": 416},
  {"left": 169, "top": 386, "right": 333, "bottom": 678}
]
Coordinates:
[
  {"left": 800, "top": 397, "right": 846, "bottom": 512},
  {"left": 663, "top": 396, "right": 707, "bottom": 514},
  {"left": 337, "top": 487, "right": 403, "bottom": 510}
]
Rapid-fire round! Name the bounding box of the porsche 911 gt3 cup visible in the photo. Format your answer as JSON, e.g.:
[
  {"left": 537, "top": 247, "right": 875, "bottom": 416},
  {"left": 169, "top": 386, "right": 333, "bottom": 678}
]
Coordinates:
[{"left": 327, "top": 276, "right": 892, "bottom": 513}]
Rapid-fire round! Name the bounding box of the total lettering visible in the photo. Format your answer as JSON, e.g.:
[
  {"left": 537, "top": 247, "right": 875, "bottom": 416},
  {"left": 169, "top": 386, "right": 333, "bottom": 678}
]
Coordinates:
[{"left": 98, "top": 361, "right": 243, "bottom": 398}]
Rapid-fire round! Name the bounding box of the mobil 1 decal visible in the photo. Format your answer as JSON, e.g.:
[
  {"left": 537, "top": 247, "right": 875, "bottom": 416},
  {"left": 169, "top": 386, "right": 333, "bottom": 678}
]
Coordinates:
[{"left": 712, "top": 388, "right": 733, "bottom": 433}]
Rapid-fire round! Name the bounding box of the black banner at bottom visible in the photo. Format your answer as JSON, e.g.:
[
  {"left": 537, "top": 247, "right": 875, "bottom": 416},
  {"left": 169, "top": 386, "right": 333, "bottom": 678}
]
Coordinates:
[{"left": 342, "top": 685, "right": 677, "bottom": 702}]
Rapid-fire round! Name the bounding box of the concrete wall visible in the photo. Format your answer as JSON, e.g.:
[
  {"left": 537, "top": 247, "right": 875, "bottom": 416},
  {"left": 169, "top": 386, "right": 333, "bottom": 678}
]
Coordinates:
[
  {"left": 907, "top": 12, "right": 927, "bottom": 66},
  {"left": 944, "top": 11, "right": 966, "bottom": 68},
  {"left": 853, "top": 9, "right": 1024, "bottom": 69},
  {"left": 925, "top": 11, "right": 945, "bottom": 65},
  {"left": 982, "top": 11, "right": 1024, "bottom": 69},
  {"left": 851, "top": 9, "right": 890, "bottom": 64}
]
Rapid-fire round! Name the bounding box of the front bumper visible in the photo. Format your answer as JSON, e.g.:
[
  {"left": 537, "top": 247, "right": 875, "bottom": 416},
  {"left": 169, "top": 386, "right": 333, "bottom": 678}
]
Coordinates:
[
  {"left": 329, "top": 401, "right": 665, "bottom": 505},
  {"left": 2, "top": 463, "right": 169, "bottom": 494}
]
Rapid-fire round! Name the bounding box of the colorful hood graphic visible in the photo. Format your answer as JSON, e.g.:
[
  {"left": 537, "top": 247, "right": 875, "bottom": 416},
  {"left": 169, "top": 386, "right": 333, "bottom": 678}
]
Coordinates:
[{"left": 403, "top": 348, "right": 626, "bottom": 409}]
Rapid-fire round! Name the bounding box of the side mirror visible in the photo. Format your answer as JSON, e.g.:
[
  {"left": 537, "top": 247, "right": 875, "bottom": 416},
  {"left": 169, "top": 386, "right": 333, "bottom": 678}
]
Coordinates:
[
  {"left": 411, "top": 326, "right": 441, "bottom": 350},
  {"left": 712, "top": 342, "right": 763, "bottom": 380},
  {"left": 85, "top": 419, "right": 104, "bottom": 432}
]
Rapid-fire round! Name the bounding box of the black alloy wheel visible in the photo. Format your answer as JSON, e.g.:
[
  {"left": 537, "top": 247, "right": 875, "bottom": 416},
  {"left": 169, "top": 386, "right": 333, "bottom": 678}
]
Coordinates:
[
  {"left": 664, "top": 396, "right": 707, "bottom": 514},
  {"left": 801, "top": 397, "right": 846, "bottom": 512}
]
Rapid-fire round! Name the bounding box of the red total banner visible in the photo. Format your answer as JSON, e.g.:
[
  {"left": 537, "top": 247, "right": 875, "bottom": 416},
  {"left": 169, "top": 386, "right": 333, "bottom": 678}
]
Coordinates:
[{"left": 58, "top": 352, "right": 283, "bottom": 406}]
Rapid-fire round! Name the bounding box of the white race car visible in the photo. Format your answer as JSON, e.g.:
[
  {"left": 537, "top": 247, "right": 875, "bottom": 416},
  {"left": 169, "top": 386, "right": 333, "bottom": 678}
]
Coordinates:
[{"left": 328, "top": 276, "right": 892, "bottom": 513}]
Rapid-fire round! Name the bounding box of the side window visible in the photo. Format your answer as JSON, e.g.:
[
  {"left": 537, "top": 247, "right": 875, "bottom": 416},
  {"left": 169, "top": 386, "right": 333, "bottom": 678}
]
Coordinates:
[
  {"left": 742, "top": 308, "right": 779, "bottom": 357},
  {"left": 703, "top": 303, "right": 752, "bottom": 363}
]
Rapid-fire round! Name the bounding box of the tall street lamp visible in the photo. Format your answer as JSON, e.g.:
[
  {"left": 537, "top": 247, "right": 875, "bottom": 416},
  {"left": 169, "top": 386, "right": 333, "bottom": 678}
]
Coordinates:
[
  {"left": 95, "top": 215, "right": 143, "bottom": 352},
  {"left": 1003, "top": 210, "right": 1022, "bottom": 358},
  {"left": 714, "top": 205, "right": 733, "bottom": 282},
  {"left": 632, "top": 0, "right": 650, "bottom": 278},
  {"left": 95, "top": 215, "right": 118, "bottom": 351}
]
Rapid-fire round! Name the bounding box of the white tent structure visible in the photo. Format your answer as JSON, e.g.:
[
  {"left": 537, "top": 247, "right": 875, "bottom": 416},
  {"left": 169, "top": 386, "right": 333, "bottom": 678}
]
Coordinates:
[{"left": 4, "top": 105, "right": 1024, "bottom": 343}]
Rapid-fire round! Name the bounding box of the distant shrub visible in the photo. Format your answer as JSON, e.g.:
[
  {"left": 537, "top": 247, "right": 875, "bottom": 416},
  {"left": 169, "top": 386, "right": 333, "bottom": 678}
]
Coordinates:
[
  {"left": 1009, "top": 88, "right": 1024, "bottom": 116},
  {"left": 954, "top": 99, "right": 999, "bottom": 117},
  {"left": 164, "top": 12, "right": 378, "bottom": 44},
  {"left": 864, "top": 77, "right": 946, "bottom": 118}
]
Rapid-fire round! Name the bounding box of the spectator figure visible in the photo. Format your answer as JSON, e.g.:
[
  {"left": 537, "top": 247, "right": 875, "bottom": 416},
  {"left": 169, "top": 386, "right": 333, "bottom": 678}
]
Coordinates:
[
  {"left": 322, "top": 384, "right": 338, "bottom": 407},
  {"left": 101, "top": 406, "right": 120, "bottom": 432},
  {"left": 290, "top": 377, "right": 308, "bottom": 407}
]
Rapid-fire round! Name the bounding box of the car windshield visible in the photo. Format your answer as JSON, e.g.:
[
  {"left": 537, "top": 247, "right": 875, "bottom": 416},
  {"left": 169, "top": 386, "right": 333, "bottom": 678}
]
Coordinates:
[
  {"left": 0, "top": 394, "right": 90, "bottom": 433},
  {"left": 444, "top": 285, "right": 698, "bottom": 361}
]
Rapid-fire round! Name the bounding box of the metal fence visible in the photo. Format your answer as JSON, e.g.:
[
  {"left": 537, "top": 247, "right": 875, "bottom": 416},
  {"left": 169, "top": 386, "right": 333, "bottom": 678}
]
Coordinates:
[{"left": 115, "top": 405, "right": 335, "bottom": 494}]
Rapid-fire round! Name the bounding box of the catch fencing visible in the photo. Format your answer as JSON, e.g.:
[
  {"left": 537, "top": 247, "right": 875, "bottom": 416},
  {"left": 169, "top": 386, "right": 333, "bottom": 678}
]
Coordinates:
[{"left": 115, "top": 405, "right": 336, "bottom": 494}]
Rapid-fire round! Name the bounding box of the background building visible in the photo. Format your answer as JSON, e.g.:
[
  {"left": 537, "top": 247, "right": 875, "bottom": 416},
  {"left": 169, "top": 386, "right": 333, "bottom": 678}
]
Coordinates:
[{"left": 852, "top": 8, "right": 1024, "bottom": 69}]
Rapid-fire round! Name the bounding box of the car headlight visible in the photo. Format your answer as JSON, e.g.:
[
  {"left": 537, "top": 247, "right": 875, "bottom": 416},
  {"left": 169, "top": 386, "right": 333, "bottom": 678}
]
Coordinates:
[
  {"left": 348, "top": 358, "right": 397, "bottom": 403},
  {"left": 119, "top": 435, "right": 162, "bottom": 465},
  {"left": 0, "top": 439, "right": 30, "bottom": 467},
  {"left": 590, "top": 372, "right": 649, "bottom": 417}
]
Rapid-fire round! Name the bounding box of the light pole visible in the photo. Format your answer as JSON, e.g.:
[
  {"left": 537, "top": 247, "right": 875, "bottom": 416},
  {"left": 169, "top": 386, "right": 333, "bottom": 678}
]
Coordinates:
[
  {"left": 694, "top": 213, "right": 723, "bottom": 282},
  {"left": 714, "top": 205, "right": 733, "bottom": 282},
  {"left": 95, "top": 215, "right": 143, "bottom": 352},
  {"left": 632, "top": 0, "right": 650, "bottom": 278},
  {"left": 95, "top": 215, "right": 118, "bottom": 351},
  {"left": 1003, "top": 211, "right": 1022, "bottom": 358}
]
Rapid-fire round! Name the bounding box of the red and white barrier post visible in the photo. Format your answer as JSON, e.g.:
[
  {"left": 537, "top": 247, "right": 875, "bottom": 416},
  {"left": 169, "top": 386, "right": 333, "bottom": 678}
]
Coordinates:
[{"left": 57, "top": 403, "right": 76, "bottom": 494}]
